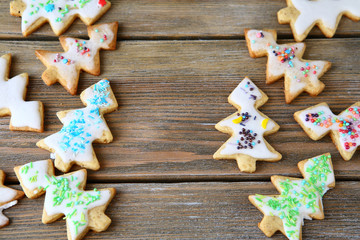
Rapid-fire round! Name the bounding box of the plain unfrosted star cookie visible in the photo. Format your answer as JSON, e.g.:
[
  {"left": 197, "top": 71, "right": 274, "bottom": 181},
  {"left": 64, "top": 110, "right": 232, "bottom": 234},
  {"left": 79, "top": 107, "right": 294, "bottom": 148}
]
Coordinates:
[
  {"left": 37, "top": 79, "right": 118, "bottom": 172},
  {"left": 0, "top": 54, "right": 44, "bottom": 132},
  {"left": 249, "top": 153, "right": 335, "bottom": 240},
  {"left": 245, "top": 29, "right": 331, "bottom": 103},
  {"left": 0, "top": 170, "right": 24, "bottom": 228},
  {"left": 213, "top": 77, "right": 281, "bottom": 173},
  {"left": 35, "top": 22, "right": 118, "bottom": 95},
  {"left": 278, "top": 0, "right": 360, "bottom": 42},
  {"left": 295, "top": 102, "right": 360, "bottom": 161},
  {"left": 14, "top": 160, "right": 116, "bottom": 240},
  {"left": 10, "top": 0, "right": 111, "bottom": 36}
]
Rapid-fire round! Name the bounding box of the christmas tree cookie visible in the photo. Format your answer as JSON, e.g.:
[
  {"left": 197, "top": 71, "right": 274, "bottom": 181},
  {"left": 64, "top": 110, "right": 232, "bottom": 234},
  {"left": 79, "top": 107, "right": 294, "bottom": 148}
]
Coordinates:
[
  {"left": 37, "top": 79, "right": 118, "bottom": 172},
  {"left": 0, "top": 53, "right": 44, "bottom": 132},
  {"left": 278, "top": 0, "right": 360, "bottom": 42},
  {"left": 245, "top": 29, "right": 331, "bottom": 103},
  {"left": 249, "top": 153, "right": 335, "bottom": 240},
  {"left": 36, "top": 22, "right": 118, "bottom": 95},
  {"left": 0, "top": 170, "right": 24, "bottom": 228},
  {"left": 10, "top": 0, "right": 111, "bottom": 36},
  {"left": 213, "top": 77, "right": 281, "bottom": 173},
  {"left": 295, "top": 102, "right": 360, "bottom": 161},
  {"left": 15, "top": 160, "right": 116, "bottom": 240}
]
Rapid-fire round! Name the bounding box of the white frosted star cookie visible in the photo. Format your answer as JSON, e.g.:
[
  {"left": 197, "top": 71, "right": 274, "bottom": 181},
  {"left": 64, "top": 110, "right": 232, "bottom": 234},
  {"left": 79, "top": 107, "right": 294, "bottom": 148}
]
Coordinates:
[{"left": 278, "top": 0, "right": 360, "bottom": 42}]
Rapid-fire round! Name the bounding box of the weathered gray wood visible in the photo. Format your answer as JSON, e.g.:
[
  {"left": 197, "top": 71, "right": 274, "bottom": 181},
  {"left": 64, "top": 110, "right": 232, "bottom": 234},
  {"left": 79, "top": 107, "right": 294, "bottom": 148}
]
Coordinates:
[
  {"left": 0, "top": 38, "right": 360, "bottom": 182},
  {"left": 2, "top": 182, "right": 359, "bottom": 239},
  {"left": 2, "top": 0, "right": 360, "bottom": 39}
]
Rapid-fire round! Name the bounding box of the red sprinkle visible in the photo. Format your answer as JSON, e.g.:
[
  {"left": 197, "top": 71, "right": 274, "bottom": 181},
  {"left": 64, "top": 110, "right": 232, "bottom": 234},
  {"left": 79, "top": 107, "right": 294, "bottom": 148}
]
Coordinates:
[{"left": 98, "top": 0, "right": 106, "bottom": 7}]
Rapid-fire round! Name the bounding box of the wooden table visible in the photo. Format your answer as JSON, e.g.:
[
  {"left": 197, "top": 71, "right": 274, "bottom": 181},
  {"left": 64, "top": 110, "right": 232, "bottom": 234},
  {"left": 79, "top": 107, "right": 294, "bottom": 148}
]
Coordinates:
[{"left": 1, "top": 0, "right": 360, "bottom": 239}]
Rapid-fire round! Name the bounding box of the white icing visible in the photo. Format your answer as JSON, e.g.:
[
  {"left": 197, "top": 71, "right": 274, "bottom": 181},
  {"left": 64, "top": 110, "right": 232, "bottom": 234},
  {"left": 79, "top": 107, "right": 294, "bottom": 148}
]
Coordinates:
[
  {"left": 218, "top": 77, "right": 278, "bottom": 159},
  {"left": 246, "top": 30, "right": 328, "bottom": 99},
  {"left": 0, "top": 56, "right": 42, "bottom": 130},
  {"left": 0, "top": 187, "right": 17, "bottom": 203},
  {"left": 251, "top": 155, "right": 334, "bottom": 240},
  {"left": 0, "top": 200, "right": 17, "bottom": 227},
  {"left": 17, "top": 160, "right": 113, "bottom": 239},
  {"left": 21, "top": 0, "right": 110, "bottom": 35},
  {"left": 43, "top": 171, "right": 112, "bottom": 240},
  {"left": 42, "top": 79, "right": 114, "bottom": 166},
  {"left": 291, "top": 0, "right": 360, "bottom": 36},
  {"left": 298, "top": 104, "right": 360, "bottom": 152},
  {"left": 39, "top": 23, "right": 115, "bottom": 91},
  {"left": 18, "top": 160, "right": 50, "bottom": 193}
]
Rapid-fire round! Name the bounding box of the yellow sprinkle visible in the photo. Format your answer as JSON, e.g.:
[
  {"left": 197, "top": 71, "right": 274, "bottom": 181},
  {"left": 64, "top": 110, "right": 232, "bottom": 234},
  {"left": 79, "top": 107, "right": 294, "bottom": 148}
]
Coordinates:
[
  {"left": 261, "top": 119, "right": 269, "bottom": 129},
  {"left": 232, "top": 116, "right": 243, "bottom": 124}
]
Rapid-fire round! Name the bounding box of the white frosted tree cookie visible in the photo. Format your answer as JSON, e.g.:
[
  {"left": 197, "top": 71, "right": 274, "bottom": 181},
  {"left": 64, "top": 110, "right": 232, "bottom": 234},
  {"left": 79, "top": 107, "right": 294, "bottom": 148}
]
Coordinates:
[
  {"left": 14, "top": 160, "right": 116, "bottom": 240},
  {"left": 249, "top": 153, "right": 335, "bottom": 240},
  {"left": 10, "top": 0, "right": 111, "bottom": 36},
  {"left": 213, "top": 77, "right": 281, "bottom": 173},
  {"left": 278, "top": 0, "right": 360, "bottom": 42},
  {"left": 0, "top": 170, "right": 24, "bottom": 228},
  {"left": 0, "top": 54, "right": 44, "bottom": 132},
  {"left": 37, "top": 79, "right": 118, "bottom": 172},
  {"left": 245, "top": 29, "right": 331, "bottom": 103},
  {"left": 295, "top": 102, "right": 360, "bottom": 161},
  {"left": 36, "top": 22, "right": 118, "bottom": 95}
]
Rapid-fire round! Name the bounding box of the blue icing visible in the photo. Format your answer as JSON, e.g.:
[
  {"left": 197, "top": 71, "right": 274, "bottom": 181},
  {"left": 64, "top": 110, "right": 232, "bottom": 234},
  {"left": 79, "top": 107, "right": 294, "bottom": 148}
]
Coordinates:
[
  {"left": 88, "top": 80, "right": 111, "bottom": 107},
  {"left": 45, "top": 4, "right": 55, "bottom": 12},
  {"left": 56, "top": 80, "right": 112, "bottom": 154},
  {"left": 58, "top": 107, "right": 102, "bottom": 154}
]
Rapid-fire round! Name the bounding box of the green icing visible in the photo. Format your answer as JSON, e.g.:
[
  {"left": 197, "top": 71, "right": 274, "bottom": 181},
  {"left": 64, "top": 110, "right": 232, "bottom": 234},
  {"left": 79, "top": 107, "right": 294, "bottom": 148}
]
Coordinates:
[{"left": 253, "top": 154, "right": 333, "bottom": 240}]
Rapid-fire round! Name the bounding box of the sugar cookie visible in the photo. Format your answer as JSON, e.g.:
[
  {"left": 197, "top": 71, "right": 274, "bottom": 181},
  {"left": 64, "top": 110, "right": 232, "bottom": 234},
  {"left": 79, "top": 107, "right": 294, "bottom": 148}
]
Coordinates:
[
  {"left": 15, "top": 160, "right": 115, "bottom": 240},
  {"left": 295, "top": 102, "right": 360, "bottom": 161},
  {"left": 10, "top": 0, "right": 111, "bottom": 36},
  {"left": 0, "top": 170, "right": 24, "bottom": 228},
  {"left": 0, "top": 53, "right": 44, "bottom": 132},
  {"left": 278, "top": 0, "right": 360, "bottom": 42},
  {"left": 249, "top": 153, "right": 335, "bottom": 240},
  {"left": 37, "top": 79, "right": 118, "bottom": 172},
  {"left": 245, "top": 29, "right": 331, "bottom": 103},
  {"left": 36, "top": 22, "right": 118, "bottom": 95},
  {"left": 213, "top": 77, "right": 281, "bottom": 173}
]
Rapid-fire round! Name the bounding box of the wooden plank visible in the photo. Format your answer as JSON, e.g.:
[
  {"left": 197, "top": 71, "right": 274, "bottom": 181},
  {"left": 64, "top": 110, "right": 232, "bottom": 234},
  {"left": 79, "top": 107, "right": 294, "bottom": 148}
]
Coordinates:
[
  {"left": 1, "top": 38, "right": 360, "bottom": 182},
  {"left": 2, "top": 181, "right": 359, "bottom": 239},
  {"left": 3, "top": 0, "right": 360, "bottom": 39}
]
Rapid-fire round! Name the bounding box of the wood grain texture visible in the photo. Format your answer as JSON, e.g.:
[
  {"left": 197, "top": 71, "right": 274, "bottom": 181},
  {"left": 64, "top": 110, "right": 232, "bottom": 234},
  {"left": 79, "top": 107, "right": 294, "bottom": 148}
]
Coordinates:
[
  {"left": 2, "top": 0, "right": 360, "bottom": 39},
  {"left": 2, "top": 182, "right": 360, "bottom": 239},
  {"left": 1, "top": 38, "right": 360, "bottom": 182}
]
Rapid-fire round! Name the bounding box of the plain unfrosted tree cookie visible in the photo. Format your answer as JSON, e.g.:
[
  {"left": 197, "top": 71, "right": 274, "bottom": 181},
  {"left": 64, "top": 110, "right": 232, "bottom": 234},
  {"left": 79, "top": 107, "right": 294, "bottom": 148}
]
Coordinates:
[
  {"left": 249, "top": 153, "right": 335, "bottom": 240},
  {"left": 213, "top": 77, "right": 281, "bottom": 173},
  {"left": 278, "top": 0, "right": 360, "bottom": 42},
  {"left": 15, "top": 160, "right": 116, "bottom": 240}
]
